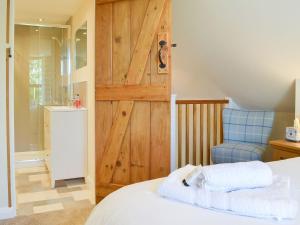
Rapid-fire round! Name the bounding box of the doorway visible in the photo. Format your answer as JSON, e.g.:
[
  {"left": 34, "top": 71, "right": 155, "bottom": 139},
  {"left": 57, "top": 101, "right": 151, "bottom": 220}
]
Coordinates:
[
  {"left": 13, "top": 23, "right": 91, "bottom": 216},
  {"left": 14, "top": 24, "right": 71, "bottom": 164}
]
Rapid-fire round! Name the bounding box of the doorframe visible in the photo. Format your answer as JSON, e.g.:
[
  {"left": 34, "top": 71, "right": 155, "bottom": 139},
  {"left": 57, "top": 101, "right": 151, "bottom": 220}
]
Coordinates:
[
  {"left": 8, "top": 0, "right": 16, "bottom": 218},
  {"left": 0, "top": 0, "right": 16, "bottom": 219}
]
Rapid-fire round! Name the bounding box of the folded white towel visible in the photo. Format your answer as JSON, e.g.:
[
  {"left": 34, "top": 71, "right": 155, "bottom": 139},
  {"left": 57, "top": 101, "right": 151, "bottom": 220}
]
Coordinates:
[
  {"left": 199, "top": 161, "right": 273, "bottom": 192},
  {"left": 158, "top": 165, "right": 197, "bottom": 204},
  {"left": 158, "top": 165, "right": 298, "bottom": 220},
  {"left": 183, "top": 165, "right": 202, "bottom": 186},
  {"left": 227, "top": 176, "right": 298, "bottom": 220}
]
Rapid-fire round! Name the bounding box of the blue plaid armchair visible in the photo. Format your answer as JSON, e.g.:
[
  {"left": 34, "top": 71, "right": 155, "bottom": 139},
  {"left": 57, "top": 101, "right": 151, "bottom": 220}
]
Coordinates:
[{"left": 211, "top": 108, "right": 275, "bottom": 164}]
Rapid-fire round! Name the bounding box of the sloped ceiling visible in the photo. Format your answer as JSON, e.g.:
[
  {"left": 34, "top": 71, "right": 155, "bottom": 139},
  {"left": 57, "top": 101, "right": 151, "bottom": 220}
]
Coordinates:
[
  {"left": 15, "top": 0, "right": 85, "bottom": 24},
  {"left": 173, "top": 0, "right": 300, "bottom": 112}
]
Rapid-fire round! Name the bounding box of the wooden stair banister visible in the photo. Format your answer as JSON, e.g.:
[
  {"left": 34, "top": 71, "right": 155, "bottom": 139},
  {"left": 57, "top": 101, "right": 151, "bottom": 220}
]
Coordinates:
[{"left": 176, "top": 99, "right": 229, "bottom": 167}]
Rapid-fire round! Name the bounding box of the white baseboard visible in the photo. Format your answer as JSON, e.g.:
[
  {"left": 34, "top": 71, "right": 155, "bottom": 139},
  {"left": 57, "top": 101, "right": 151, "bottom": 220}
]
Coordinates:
[{"left": 0, "top": 207, "right": 16, "bottom": 220}]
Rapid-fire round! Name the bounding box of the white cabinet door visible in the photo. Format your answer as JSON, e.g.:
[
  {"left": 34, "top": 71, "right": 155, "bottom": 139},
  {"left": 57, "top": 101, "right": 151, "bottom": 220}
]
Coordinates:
[
  {"left": 51, "top": 110, "right": 87, "bottom": 180},
  {"left": 44, "top": 107, "right": 87, "bottom": 187}
]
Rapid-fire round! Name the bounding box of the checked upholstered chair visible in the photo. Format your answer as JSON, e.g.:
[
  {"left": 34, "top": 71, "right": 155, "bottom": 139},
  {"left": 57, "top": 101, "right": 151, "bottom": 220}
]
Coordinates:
[{"left": 212, "top": 108, "right": 275, "bottom": 164}]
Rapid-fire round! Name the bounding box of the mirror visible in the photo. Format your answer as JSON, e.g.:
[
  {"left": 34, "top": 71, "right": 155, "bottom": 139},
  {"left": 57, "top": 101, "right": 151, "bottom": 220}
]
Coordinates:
[{"left": 75, "top": 22, "right": 87, "bottom": 70}]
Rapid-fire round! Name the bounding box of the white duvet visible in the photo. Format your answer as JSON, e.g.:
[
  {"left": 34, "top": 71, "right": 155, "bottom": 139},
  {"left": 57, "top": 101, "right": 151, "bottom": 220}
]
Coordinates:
[{"left": 86, "top": 158, "right": 300, "bottom": 225}]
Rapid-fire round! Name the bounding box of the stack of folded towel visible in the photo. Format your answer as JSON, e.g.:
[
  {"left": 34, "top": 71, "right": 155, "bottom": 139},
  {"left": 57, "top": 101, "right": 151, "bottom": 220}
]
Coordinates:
[{"left": 158, "top": 161, "right": 298, "bottom": 220}]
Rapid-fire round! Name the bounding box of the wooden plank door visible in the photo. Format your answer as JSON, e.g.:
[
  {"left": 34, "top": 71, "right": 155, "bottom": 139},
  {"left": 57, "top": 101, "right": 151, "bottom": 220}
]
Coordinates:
[{"left": 95, "top": 0, "right": 172, "bottom": 201}]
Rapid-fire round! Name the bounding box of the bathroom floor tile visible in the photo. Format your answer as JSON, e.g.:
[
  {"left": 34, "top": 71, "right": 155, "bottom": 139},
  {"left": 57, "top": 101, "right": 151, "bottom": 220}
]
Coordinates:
[
  {"left": 33, "top": 203, "right": 64, "bottom": 214},
  {"left": 56, "top": 186, "right": 82, "bottom": 194},
  {"left": 16, "top": 161, "right": 92, "bottom": 216},
  {"left": 16, "top": 166, "right": 47, "bottom": 174},
  {"left": 71, "top": 190, "right": 90, "bottom": 201},
  {"left": 17, "top": 190, "right": 60, "bottom": 204}
]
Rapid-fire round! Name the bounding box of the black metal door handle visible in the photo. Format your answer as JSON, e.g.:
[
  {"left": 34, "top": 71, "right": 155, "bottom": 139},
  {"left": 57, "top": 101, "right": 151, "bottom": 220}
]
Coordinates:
[{"left": 159, "top": 40, "right": 167, "bottom": 69}]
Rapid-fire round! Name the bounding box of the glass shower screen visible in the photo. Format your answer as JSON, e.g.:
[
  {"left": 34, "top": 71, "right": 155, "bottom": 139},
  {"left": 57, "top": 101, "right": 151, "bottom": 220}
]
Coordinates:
[{"left": 14, "top": 24, "right": 71, "bottom": 152}]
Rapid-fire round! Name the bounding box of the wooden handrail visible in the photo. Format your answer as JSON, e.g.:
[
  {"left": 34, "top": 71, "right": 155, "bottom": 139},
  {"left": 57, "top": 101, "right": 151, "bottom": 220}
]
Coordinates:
[
  {"left": 176, "top": 99, "right": 229, "bottom": 105},
  {"left": 176, "top": 99, "right": 229, "bottom": 167}
]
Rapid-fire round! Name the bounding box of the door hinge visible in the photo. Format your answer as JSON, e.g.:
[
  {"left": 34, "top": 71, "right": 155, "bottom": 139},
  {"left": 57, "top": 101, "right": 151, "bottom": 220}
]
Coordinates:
[{"left": 6, "top": 47, "right": 12, "bottom": 58}]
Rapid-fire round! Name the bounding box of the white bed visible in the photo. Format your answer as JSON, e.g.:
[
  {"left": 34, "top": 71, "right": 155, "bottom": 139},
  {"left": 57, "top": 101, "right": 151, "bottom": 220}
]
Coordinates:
[{"left": 86, "top": 158, "right": 300, "bottom": 225}]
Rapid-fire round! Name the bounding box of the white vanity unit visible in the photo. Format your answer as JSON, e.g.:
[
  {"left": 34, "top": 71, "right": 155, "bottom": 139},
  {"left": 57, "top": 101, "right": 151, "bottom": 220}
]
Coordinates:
[{"left": 44, "top": 106, "right": 87, "bottom": 188}]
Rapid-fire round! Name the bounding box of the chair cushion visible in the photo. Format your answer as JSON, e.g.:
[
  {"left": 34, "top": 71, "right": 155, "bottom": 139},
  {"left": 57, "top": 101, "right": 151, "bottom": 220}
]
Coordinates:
[{"left": 212, "top": 142, "right": 266, "bottom": 164}]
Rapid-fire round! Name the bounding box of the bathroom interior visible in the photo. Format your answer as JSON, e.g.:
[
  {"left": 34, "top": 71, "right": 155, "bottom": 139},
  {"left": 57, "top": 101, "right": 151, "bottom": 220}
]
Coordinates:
[
  {"left": 15, "top": 24, "right": 71, "bottom": 162},
  {"left": 14, "top": 0, "right": 93, "bottom": 215}
]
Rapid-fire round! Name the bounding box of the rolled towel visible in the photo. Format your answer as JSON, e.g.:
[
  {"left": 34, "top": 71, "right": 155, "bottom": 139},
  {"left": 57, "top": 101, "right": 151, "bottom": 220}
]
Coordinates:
[
  {"left": 198, "top": 161, "right": 273, "bottom": 192},
  {"left": 158, "top": 165, "right": 198, "bottom": 204},
  {"left": 158, "top": 168, "right": 298, "bottom": 220},
  {"left": 182, "top": 165, "right": 202, "bottom": 187}
]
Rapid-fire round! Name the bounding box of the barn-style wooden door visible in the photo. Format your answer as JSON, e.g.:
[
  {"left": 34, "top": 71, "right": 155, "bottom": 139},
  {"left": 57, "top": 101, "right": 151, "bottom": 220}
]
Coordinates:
[{"left": 95, "top": 0, "right": 172, "bottom": 201}]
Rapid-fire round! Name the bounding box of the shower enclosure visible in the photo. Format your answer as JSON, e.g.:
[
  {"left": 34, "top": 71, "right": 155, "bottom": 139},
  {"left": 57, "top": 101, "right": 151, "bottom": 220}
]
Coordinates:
[{"left": 14, "top": 24, "right": 71, "bottom": 153}]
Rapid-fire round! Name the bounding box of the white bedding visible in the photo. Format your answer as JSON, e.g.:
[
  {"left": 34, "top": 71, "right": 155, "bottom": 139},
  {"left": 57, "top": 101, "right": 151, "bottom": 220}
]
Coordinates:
[{"left": 86, "top": 158, "right": 300, "bottom": 225}]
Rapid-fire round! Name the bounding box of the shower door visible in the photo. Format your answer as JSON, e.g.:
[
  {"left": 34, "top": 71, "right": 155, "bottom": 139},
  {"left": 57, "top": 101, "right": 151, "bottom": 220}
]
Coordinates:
[{"left": 14, "top": 25, "right": 71, "bottom": 153}]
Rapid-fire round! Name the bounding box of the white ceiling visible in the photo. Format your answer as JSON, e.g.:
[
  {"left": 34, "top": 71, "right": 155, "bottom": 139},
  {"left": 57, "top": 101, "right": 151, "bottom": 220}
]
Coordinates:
[{"left": 15, "top": 0, "right": 85, "bottom": 24}]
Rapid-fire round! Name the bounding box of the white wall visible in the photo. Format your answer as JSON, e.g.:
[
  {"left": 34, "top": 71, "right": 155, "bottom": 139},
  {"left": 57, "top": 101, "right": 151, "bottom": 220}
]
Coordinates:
[
  {"left": 71, "top": 0, "right": 95, "bottom": 204},
  {"left": 173, "top": 0, "right": 299, "bottom": 111},
  {"left": 296, "top": 79, "right": 300, "bottom": 119},
  {"left": 173, "top": 0, "right": 298, "bottom": 140}
]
